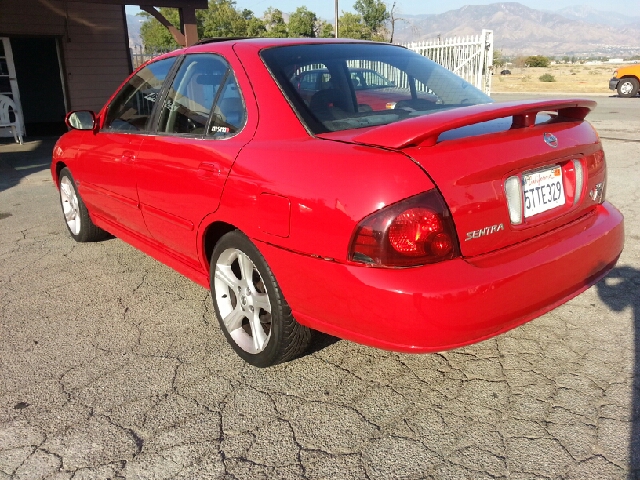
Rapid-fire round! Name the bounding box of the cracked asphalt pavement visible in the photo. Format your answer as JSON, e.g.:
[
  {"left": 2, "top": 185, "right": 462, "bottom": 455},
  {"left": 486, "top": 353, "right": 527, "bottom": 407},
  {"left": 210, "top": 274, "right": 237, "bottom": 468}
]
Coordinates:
[{"left": 1, "top": 94, "right": 639, "bottom": 479}]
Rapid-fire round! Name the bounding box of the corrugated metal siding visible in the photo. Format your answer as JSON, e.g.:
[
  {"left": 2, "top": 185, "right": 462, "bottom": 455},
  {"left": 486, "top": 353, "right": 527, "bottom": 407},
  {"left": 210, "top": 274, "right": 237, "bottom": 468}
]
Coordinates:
[{"left": 0, "top": 0, "right": 131, "bottom": 112}]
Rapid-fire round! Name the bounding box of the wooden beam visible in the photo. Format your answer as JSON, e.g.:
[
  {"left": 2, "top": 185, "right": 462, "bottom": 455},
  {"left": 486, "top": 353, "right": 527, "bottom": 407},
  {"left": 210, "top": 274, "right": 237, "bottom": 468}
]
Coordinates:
[
  {"left": 179, "top": 7, "right": 198, "bottom": 47},
  {"left": 140, "top": 5, "right": 185, "bottom": 47}
]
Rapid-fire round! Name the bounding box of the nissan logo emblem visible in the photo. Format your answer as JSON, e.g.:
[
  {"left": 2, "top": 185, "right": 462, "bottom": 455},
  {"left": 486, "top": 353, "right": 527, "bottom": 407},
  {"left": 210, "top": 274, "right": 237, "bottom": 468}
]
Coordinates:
[{"left": 544, "top": 133, "right": 558, "bottom": 148}]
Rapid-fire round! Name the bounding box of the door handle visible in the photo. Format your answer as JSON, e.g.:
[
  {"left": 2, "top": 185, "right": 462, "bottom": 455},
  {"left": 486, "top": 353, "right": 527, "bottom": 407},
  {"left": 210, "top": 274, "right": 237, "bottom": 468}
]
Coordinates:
[{"left": 197, "top": 162, "right": 221, "bottom": 178}]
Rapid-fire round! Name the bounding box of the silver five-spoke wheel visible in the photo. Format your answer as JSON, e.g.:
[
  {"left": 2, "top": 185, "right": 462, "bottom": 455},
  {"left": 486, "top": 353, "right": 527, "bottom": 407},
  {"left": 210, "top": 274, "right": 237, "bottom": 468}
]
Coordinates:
[
  {"left": 210, "top": 231, "right": 311, "bottom": 367},
  {"left": 214, "top": 248, "right": 272, "bottom": 354},
  {"left": 57, "top": 167, "right": 108, "bottom": 242},
  {"left": 60, "top": 176, "right": 81, "bottom": 236}
]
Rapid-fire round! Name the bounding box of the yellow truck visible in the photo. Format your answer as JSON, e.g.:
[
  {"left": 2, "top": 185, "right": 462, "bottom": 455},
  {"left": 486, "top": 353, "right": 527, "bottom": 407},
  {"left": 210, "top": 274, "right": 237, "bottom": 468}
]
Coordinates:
[{"left": 609, "top": 65, "right": 640, "bottom": 97}]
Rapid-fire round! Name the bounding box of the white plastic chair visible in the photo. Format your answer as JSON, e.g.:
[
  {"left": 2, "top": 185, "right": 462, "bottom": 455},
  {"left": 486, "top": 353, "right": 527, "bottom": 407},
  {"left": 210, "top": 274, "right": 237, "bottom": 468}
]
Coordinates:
[{"left": 0, "top": 94, "right": 24, "bottom": 144}]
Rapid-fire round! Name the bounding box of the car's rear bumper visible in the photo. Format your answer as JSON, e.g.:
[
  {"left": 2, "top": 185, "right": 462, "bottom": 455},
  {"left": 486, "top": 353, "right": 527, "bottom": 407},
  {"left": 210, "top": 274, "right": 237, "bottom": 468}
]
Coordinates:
[
  {"left": 609, "top": 77, "right": 620, "bottom": 90},
  {"left": 258, "top": 202, "right": 624, "bottom": 353}
]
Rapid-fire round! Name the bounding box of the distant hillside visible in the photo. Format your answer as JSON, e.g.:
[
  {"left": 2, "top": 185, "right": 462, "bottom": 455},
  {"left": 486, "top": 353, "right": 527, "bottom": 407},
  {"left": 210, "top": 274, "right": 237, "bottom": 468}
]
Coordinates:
[
  {"left": 393, "top": 2, "right": 640, "bottom": 57},
  {"left": 554, "top": 5, "right": 640, "bottom": 28},
  {"left": 126, "top": 14, "right": 142, "bottom": 48}
]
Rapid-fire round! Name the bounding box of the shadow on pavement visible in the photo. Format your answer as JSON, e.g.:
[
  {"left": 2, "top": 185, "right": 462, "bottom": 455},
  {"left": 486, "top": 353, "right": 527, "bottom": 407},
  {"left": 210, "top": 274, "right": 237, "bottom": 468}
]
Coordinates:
[
  {"left": 596, "top": 266, "right": 640, "bottom": 478},
  {"left": 0, "top": 136, "right": 59, "bottom": 193},
  {"left": 302, "top": 331, "right": 341, "bottom": 358}
]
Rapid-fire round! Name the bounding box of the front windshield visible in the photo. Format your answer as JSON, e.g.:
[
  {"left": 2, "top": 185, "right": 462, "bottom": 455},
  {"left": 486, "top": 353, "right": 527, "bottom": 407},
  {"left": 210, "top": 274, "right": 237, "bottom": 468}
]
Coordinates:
[{"left": 261, "top": 43, "right": 493, "bottom": 134}]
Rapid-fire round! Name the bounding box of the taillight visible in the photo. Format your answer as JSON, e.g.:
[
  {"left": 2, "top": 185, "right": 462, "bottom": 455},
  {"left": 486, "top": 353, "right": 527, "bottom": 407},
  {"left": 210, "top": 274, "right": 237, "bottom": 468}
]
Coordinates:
[
  {"left": 349, "top": 190, "right": 460, "bottom": 267},
  {"left": 587, "top": 150, "right": 606, "bottom": 203}
]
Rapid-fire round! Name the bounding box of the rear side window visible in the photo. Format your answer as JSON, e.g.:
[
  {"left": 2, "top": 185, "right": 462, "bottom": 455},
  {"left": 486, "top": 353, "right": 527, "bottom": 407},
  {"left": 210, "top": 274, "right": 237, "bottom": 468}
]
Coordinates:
[
  {"left": 158, "top": 54, "right": 226, "bottom": 135},
  {"left": 103, "top": 57, "right": 175, "bottom": 132},
  {"left": 208, "top": 73, "right": 246, "bottom": 139},
  {"left": 156, "top": 53, "right": 246, "bottom": 138}
]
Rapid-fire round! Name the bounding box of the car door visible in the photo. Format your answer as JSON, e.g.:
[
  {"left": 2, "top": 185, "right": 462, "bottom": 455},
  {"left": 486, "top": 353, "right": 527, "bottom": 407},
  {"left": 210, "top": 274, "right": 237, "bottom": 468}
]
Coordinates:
[
  {"left": 77, "top": 57, "right": 176, "bottom": 235},
  {"left": 135, "top": 53, "right": 252, "bottom": 264}
]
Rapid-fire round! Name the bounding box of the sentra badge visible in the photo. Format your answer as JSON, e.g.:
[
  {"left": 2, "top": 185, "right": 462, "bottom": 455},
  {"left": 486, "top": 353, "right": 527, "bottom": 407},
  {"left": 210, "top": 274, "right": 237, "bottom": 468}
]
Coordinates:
[{"left": 466, "top": 223, "right": 504, "bottom": 241}]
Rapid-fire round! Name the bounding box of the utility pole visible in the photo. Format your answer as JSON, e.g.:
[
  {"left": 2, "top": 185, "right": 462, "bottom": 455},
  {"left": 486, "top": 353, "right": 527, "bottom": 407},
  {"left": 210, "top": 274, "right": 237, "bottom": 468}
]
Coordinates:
[{"left": 335, "top": 0, "right": 339, "bottom": 38}]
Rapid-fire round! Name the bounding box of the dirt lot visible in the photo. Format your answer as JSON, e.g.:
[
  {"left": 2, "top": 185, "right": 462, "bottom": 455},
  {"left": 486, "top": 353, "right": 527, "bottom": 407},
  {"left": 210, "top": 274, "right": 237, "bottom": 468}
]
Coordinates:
[{"left": 491, "top": 63, "right": 627, "bottom": 94}]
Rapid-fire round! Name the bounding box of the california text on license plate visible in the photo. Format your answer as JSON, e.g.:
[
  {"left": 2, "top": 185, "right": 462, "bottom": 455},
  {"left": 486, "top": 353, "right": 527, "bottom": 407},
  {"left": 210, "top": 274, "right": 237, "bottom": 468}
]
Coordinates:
[{"left": 523, "top": 166, "right": 565, "bottom": 218}]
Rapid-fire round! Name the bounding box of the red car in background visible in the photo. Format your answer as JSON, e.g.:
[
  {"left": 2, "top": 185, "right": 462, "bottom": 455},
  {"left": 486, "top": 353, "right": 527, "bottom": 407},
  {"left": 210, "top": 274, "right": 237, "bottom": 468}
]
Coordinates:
[
  {"left": 292, "top": 67, "right": 439, "bottom": 111},
  {"left": 52, "top": 39, "right": 623, "bottom": 367}
]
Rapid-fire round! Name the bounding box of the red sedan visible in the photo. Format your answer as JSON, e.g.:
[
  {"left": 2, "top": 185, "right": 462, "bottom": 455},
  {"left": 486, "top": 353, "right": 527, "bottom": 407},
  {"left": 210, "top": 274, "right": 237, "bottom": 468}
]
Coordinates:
[{"left": 52, "top": 38, "right": 624, "bottom": 367}]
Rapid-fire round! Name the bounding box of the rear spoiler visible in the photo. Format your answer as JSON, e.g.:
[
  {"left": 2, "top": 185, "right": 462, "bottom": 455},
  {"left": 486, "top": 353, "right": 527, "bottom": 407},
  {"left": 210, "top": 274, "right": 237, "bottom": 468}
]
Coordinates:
[{"left": 344, "top": 99, "right": 597, "bottom": 149}]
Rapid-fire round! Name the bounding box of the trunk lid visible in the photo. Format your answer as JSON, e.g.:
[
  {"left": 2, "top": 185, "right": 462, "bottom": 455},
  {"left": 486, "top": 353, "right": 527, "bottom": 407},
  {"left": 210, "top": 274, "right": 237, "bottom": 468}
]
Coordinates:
[{"left": 318, "top": 99, "right": 607, "bottom": 257}]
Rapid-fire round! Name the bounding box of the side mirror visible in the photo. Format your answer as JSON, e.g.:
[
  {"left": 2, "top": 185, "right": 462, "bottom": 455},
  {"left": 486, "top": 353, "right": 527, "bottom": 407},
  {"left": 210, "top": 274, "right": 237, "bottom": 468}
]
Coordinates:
[{"left": 65, "top": 111, "right": 97, "bottom": 131}]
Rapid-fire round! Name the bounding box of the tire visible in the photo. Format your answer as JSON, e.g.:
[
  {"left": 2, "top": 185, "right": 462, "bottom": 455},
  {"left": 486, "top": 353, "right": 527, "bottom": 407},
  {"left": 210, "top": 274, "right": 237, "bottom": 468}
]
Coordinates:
[
  {"left": 616, "top": 77, "right": 639, "bottom": 98},
  {"left": 58, "top": 168, "right": 108, "bottom": 242},
  {"left": 210, "top": 230, "right": 311, "bottom": 367}
]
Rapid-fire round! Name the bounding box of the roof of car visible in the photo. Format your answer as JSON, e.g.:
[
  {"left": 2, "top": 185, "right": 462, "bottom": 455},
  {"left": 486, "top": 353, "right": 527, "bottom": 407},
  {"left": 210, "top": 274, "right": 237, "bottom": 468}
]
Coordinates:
[{"left": 149, "top": 37, "right": 403, "bottom": 67}]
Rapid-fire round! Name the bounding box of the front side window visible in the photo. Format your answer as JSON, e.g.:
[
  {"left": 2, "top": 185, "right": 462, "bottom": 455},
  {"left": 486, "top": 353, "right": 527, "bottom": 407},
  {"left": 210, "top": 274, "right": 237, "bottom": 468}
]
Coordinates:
[
  {"left": 261, "top": 44, "right": 492, "bottom": 133},
  {"left": 103, "top": 57, "right": 175, "bottom": 132}
]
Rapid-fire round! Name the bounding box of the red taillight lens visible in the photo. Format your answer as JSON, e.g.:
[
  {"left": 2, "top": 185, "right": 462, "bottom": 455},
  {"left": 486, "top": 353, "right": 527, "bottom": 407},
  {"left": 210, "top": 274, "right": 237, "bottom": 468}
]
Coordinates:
[{"left": 349, "top": 190, "right": 459, "bottom": 267}]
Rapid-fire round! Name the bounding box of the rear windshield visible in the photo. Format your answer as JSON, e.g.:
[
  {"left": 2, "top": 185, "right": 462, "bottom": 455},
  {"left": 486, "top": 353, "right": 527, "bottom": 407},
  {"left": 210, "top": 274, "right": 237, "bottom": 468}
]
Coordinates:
[{"left": 260, "top": 43, "right": 492, "bottom": 134}]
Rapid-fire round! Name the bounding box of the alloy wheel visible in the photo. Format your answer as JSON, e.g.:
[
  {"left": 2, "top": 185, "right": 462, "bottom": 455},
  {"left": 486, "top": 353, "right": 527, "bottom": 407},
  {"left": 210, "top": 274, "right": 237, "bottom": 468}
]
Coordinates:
[
  {"left": 214, "top": 248, "right": 272, "bottom": 354},
  {"left": 60, "top": 176, "right": 81, "bottom": 236}
]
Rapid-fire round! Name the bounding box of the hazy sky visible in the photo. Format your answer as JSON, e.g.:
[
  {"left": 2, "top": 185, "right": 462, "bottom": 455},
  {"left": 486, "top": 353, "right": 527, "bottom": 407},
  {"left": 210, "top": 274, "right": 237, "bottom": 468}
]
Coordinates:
[{"left": 126, "top": 1, "right": 639, "bottom": 21}]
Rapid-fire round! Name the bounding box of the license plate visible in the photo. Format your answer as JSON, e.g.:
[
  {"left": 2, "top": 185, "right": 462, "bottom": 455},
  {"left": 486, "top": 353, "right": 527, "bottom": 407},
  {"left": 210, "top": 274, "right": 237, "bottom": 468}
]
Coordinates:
[{"left": 523, "top": 166, "right": 565, "bottom": 218}]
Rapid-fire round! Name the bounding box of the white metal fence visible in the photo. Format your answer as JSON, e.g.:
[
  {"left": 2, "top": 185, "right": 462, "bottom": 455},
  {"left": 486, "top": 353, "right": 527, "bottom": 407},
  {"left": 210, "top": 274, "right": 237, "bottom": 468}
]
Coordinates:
[
  {"left": 130, "top": 45, "right": 169, "bottom": 69},
  {"left": 402, "top": 30, "right": 494, "bottom": 95}
]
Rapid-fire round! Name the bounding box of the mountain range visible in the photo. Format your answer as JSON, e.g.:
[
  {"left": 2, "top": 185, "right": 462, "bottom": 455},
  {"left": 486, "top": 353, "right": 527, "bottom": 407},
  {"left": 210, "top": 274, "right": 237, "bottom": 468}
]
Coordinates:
[
  {"left": 393, "top": 3, "right": 640, "bottom": 56},
  {"left": 126, "top": 3, "right": 640, "bottom": 57}
]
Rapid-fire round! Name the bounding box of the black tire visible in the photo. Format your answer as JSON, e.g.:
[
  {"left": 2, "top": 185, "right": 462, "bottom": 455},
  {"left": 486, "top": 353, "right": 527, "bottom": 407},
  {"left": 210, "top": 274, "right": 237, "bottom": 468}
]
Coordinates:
[
  {"left": 616, "top": 77, "right": 639, "bottom": 98},
  {"left": 58, "top": 168, "right": 108, "bottom": 242},
  {"left": 210, "top": 230, "right": 311, "bottom": 367}
]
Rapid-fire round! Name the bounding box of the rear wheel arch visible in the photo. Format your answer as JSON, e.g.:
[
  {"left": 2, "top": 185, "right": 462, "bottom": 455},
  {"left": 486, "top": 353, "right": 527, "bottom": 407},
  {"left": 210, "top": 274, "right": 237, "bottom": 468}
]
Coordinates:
[{"left": 201, "top": 220, "right": 238, "bottom": 271}]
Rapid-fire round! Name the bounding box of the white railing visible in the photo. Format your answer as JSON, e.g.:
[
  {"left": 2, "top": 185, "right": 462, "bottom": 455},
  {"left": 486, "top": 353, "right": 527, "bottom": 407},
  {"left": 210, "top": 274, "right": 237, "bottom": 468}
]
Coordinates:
[
  {"left": 403, "top": 30, "right": 494, "bottom": 95},
  {"left": 130, "top": 45, "right": 170, "bottom": 69}
]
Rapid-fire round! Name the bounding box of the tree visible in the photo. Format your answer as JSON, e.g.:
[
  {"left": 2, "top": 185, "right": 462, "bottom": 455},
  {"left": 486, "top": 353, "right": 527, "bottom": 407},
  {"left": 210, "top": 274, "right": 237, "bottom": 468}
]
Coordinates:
[
  {"left": 201, "top": 0, "right": 250, "bottom": 38},
  {"left": 338, "top": 12, "right": 370, "bottom": 40},
  {"left": 241, "top": 9, "right": 266, "bottom": 37},
  {"left": 524, "top": 55, "right": 550, "bottom": 67},
  {"left": 139, "top": 8, "right": 183, "bottom": 50},
  {"left": 353, "top": 0, "right": 389, "bottom": 35},
  {"left": 139, "top": 0, "right": 267, "bottom": 48},
  {"left": 288, "top": 6, "right": 317, "bottom": 38},
  {"left": 388, "top": 1, "right": 406, "bottom": 44},
  {"left": 493, "top": 50, "right": 505, "bottom": 68},
  {"left": 316, "top": 20, "right": 335, "bottom": 38},
  {"left": 317, "top": 21, "right": 335, "bottom": 38},
  {"left": 264, "top": 7, "right": 288, "bottom": 38}
]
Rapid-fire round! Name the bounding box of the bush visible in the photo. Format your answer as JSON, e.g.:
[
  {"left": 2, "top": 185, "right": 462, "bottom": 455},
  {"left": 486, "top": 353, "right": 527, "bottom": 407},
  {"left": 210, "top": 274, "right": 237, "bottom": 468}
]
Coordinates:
[
  {"left": 525, "top": 55, "right": 551, "bottom": 67},
  {"left": 539, "top": 73, "right": 556, "bottom": 82}
]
